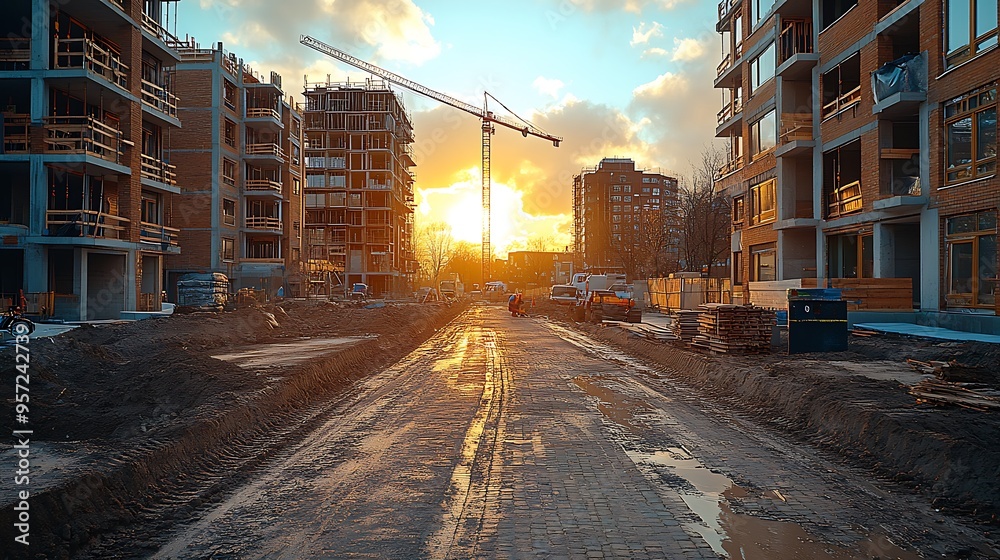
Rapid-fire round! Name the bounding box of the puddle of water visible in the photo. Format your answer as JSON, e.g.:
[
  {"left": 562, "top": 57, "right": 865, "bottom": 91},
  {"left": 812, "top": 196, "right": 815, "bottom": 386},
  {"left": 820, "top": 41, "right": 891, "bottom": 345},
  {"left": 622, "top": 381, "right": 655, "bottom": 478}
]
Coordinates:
[
  {"left": 573, "top": 376, "right": 651, "bottom": 433},
  {"left": 630, "top": 447, "right": 922, "bottom": 560},
  {"left": 212, "top": 336, "right": 372, "bottom": 369}
]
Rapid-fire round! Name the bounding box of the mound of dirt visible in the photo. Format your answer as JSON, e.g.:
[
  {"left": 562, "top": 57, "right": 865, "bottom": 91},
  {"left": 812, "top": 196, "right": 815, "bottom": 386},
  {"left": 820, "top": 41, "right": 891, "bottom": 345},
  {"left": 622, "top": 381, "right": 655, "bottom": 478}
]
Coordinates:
[{"left": 0, "top": 300, "right": 458, "bottom": 443}]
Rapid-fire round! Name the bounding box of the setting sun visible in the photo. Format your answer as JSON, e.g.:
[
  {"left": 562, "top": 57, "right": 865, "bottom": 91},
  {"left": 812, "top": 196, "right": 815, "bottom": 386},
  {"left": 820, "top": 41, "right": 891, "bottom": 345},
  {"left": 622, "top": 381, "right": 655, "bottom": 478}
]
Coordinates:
[{"left": 417, "top": 168, "right": 573, "bottom": 257}]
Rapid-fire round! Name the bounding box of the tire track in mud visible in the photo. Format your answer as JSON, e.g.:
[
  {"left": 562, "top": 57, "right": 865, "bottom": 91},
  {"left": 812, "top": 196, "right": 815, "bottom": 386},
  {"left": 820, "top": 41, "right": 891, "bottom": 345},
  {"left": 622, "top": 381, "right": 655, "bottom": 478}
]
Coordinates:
[
  {"left": 68, "top": 304, "right": 468, "bottom": 559},
  {"left": 544, "top": 321, "right": 999, "bottom": 559},
  {"left": 423, "top": 327, "right": 512, "bottom": 559}
]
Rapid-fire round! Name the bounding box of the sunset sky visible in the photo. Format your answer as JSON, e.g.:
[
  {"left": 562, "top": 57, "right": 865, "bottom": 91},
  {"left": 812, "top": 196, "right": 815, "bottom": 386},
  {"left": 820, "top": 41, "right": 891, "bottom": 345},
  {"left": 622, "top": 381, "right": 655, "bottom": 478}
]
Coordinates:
[{"left": 178, "top": 0, "right": 722, "bottom": 257}]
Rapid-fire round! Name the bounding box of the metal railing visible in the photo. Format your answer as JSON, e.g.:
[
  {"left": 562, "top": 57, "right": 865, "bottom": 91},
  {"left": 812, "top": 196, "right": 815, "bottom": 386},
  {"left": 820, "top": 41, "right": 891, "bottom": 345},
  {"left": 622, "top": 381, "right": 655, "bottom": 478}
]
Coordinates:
[
  {"left": 718, "top": 0, "right": 740, "bottom": 22},
  {"left": 43, "top": 116, "right": 128, "bottom": 163},
  {"left": 778, "top": 19, "right": 814, "bottom": 64},
  {"left": 139, "top": 221, "right": 180, "bottom": 246},
  {"left": 245, "top": 216, "right": 282, "bottom": 230},
  {"left": 140, "top": 153, "right": 177, "bottom": 185},
  {"left": 826, "top": 180, "right": 863, "bottom": 217},
  {"left": 716, "top": 53, "right": 733, "bottom": 77},
  {"left": 46, "top": 209, "right": 130, "bottom": 239},
  {"left": 53, "top": 35, "right": 128, "bottom": 89},
  {"left": 141, "top": 78, "right": 179, "bottom": 117}
]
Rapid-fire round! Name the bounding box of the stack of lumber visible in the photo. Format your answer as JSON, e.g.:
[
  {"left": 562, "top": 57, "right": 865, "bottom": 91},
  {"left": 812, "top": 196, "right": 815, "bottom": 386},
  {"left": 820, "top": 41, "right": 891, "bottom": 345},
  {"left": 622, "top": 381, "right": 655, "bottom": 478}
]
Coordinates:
[
  {"left": 689, "top": 304, "right": 776, "bottom": 355},
  {"left": 749, "top": 278, "right": 913, "bottom": 311},
  {"left": 669, "top": 310, "right": 702, "bottom": 342}
]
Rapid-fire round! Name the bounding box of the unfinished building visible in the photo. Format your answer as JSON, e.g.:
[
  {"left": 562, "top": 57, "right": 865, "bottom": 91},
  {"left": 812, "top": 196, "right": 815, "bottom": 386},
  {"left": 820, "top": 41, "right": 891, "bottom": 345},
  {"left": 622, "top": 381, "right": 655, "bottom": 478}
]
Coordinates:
[
  {"left": 165, "top": 42, "right": 304, "bottom": 299},
  {"left": 301, "top": 79, "right": 417, "bottom": 298},
  {"left": 0, "top": 0, "right": 183, "bottom": 320}
]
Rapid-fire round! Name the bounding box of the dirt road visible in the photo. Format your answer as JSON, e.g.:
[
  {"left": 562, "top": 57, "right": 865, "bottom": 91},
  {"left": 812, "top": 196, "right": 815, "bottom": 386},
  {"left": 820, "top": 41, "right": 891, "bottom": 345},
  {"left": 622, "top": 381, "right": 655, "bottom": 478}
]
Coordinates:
[{"left": 100, "top": 305, "right": 996, "bottom": 559}]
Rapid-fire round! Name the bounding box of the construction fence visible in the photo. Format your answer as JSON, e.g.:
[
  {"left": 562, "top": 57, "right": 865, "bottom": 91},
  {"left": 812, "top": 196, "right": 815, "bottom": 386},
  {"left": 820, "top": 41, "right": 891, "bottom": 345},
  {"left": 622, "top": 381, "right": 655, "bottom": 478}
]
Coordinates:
[{"left": 646, "top": 277, "right": 731, "bottom": 312}]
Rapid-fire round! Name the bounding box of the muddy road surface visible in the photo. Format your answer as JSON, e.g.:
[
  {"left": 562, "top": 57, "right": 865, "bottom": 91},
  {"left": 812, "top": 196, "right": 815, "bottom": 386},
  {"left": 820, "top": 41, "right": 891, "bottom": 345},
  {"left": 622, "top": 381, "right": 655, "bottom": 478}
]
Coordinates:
[{"left": 97, "top": 306, "right": 996, "bottom": 559}]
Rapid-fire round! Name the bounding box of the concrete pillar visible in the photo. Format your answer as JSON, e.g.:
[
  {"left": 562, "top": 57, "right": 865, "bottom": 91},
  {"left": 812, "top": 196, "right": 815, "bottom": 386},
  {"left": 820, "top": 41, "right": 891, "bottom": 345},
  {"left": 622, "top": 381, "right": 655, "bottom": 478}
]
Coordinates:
[
  {"left": 22, "top": 244, "right": 46, "bottom": 293},
  {"left": 125, "top": 249, "right": 137, "bottom": 312},
  {"left": 920, "top": 207, "right": 940, "bottom": 310},
  {"left": 29, "top": 158, "right": 46, "bottom": 236},
  {"left": 873, "top": 221, "right": 894, "bottom": 278},
  {"left": 77, "top": 249, "right": 87, "bottom": 321},
  {"left": 30, "top": 0, "right": 48, "bottom": 72}
]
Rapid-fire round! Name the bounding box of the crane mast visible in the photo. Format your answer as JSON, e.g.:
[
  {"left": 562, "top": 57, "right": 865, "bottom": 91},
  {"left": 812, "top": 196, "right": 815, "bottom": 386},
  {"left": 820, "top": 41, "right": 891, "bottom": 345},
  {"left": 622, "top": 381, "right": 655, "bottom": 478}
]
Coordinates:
[{"left": 300, "top": 35, "right": 561, "bottom": 284}]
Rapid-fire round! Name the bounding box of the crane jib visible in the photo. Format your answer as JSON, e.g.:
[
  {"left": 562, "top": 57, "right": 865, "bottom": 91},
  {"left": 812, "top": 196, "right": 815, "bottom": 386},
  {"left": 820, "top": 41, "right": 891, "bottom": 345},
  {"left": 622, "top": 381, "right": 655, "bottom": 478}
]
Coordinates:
[{"left": 299, "top": 35, "right": 562, "bottom": 145}]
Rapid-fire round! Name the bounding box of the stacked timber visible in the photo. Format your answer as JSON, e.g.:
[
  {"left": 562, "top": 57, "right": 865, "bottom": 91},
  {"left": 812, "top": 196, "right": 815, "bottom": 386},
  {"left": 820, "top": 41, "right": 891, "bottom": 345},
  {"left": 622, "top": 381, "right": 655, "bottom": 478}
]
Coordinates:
[
  {"left": 669, "top": 310, "right": 701, "bottom": 342},
  {"left": 689, "top": 303, "right": 776, "bottom": 355},
  {"left": 177, "top": 272, "right": 230, "bottom": 311}
]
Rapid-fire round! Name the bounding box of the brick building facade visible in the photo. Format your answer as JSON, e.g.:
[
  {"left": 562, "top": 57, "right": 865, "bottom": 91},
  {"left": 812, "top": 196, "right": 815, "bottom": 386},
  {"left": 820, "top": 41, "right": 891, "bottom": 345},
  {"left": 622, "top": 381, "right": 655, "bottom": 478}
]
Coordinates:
[
  {"left": 714, "top": 0, "right": 997, "bottom": 312},
  {"left": 0, "top": 0, "right": 183, "bottom": 320},
  {"left": 165, "top": 42, "right": 304, "bottom": 298},
  {"left": 572, "top": 158, "right": 680, "bottom": 280}
]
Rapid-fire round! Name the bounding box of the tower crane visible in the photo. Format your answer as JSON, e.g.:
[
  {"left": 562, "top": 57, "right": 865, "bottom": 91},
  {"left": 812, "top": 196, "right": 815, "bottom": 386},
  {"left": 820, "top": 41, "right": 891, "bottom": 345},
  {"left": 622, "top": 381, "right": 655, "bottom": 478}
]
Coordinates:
[{"left": 300, "top": 35, "right": 562, "bottom": 284}]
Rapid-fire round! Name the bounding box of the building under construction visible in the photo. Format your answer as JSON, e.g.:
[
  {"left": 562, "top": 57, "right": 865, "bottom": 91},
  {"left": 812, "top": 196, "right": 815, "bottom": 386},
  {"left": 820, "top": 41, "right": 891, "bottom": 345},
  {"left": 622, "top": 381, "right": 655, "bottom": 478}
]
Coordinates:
[{"left": 301, "top": 79, "right": 417, "bottom": 297}]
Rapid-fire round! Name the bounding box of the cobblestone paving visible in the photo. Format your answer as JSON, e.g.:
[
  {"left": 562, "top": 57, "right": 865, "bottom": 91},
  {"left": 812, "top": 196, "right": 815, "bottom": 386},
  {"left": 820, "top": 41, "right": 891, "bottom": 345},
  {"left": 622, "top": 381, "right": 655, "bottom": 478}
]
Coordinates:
[{"left": 150, "top": 305, "right": 996, "bottom": 559}]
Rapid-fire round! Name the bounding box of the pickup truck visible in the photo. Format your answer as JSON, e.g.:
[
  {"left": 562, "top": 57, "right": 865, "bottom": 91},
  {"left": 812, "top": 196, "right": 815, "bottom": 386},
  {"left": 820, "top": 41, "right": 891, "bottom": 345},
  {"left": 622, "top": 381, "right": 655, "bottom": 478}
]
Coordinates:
[{"left": 550, "top": 284, "right": 580, "bottom": 306}]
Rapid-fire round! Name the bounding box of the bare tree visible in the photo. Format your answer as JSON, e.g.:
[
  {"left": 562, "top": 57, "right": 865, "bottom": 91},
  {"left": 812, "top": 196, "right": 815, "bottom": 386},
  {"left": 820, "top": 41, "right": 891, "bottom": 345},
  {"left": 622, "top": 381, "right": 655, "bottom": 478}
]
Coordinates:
[
  {"left": 445, "top": 241, "right": 481, "bottom": 287},
  {"left": 416, "top": 222, "right": 454, "bottom": 286},
  {"left": 679, "top": 145, "right": 731, "bottom": 274}
]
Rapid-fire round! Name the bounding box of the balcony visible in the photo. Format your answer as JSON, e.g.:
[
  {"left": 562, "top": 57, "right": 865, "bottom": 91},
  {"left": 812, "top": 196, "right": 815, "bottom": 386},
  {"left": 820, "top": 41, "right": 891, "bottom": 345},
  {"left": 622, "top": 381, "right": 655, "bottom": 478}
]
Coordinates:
[
  {"left": 716, "top": 155, "right": 744, "bottom": 179},
  {"left": 43, "top": 116, "right": 127, "bottom": 165},
  {"left": 142, "top": 11, "right": 179, "bottom": 45},
  {"left": 139, "top": 221, "right": 180, "bottom": 247},
  {"left": 872, "top": 53, "right": 927, "bottom": 118},
  {"left": 245, "top": 216, "right": 282, "bottom": 231},
  {"left": 53, "top": 35, "right": 129, "bottom": 90},
  {"left": 717, "top": 0, "right": 740, "bottom": 30},
  {"left": 776, "top": 113, "right": 814, "bottom": 157},
  {"left": 246, "top": 107, "right": 280, "bottom": 121},
  {"left": 245, "top": 178, "right": 282, "bottom": 193},
  {"left": 245, "top": 143, "right": 285, "bottom": 162},
  {"left": 2, "top": 114, "right": 30, "bottom": 153},
  {"left": 714, "top": 50, "right": 743, "bottom": 88},
  {"left": 45, "top": 209, "right": 129, "bottom": 239},
  {"left": 141, "top": 79, "right": 179, "bottom": 119},
  {"left": 716, "top": 97, "right": 743, "bottom": 136},
  {"left": 826, "top": 180, "right": 863, "bottom": 218},
  {"left": 140, "top": 154, "right": 177, "bottom": 185},
  {"left": 0, "top": 38, "right": 30, "bottom": 69},
  {"left": 776, "top": 20, "right": 817, "bottom": 79}
]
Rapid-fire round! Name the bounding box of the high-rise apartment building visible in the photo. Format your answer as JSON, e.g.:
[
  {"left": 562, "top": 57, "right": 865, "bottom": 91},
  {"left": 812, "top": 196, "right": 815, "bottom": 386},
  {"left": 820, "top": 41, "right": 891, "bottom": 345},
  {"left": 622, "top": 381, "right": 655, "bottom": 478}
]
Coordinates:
[
  {"left": 714, "top": 0, "right": 997, "bottom": 312},
  {"left": 165, "top": 42, "right": 304, "bottom": 297},
  {"left": 572, "top": 158, "right": 680, "bottom": 278},
  {"left": 301, "top": 79, "right": 417, "bottom": 298},
  {"left": 0, "top": 0, "right": 183, "bottom": 320}
]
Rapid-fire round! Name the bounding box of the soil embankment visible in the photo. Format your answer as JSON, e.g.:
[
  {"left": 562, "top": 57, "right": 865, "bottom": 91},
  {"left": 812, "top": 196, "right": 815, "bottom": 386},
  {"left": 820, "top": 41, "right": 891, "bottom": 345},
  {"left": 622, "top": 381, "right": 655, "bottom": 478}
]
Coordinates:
[{"left": 0, "top": 299, "right": 466, "bottom": 558}]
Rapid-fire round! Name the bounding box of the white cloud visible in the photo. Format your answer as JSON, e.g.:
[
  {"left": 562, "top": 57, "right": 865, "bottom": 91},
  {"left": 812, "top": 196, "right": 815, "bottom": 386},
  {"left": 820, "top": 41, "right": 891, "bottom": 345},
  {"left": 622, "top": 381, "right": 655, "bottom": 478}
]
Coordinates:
[
  {"left": 533, "top": 76, "right": 566, "bottom": 99},
  {"left": 326, "top": 0, "right": 441, "bottom": 65},
  {"left": 630, "top": 21, "right": 663, "bottom": 46},
  {"left": 671, "top": 37, "right": 707, "bottom": 62},
  {"left": 632, "top": 72, "right": 688, "bottom": 98},
  {"left": 641, "top": 47, "right": 670, "bottom": 58}
]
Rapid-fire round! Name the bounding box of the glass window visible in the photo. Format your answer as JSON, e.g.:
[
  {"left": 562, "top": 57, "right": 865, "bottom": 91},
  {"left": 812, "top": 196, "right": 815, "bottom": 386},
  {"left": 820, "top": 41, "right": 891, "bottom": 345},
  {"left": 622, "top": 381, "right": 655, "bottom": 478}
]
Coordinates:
[
  {"left": 751, "top": 243, "right": 776, "bottom": 281},
  {"left": 733, "top": 196, "right": 746, "bottom": 223},
  {"left": 750, "top": 43, "right": 775, "bottom": 92},
  {"left": 750, "top": 110, "right": 777, "bottom": 156},
  {"left": 749, "top": 179, "right": 776, "bottom": 225},
  {"left": 222, "top": 237, "right": 235, "bottom": 261},
  {"left": 222, "top": 198, "right": 236, "bottom": 226},
  {"left": 945, "top": 85, "right": 997, "bottom": 184},
  {"left": 947, "top": 0, "right": 998, "bottom": 66}
]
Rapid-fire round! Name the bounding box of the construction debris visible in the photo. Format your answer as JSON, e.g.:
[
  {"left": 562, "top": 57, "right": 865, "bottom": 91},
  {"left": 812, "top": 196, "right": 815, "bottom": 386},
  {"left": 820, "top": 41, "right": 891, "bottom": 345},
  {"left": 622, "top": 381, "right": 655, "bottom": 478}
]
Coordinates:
[
  {"left": 604, "top": 320, "right": 677, "bottom": 341},
  {"left": 689, "top": 304, "right": 776, "bottom": 355},
  {"left": 905, "top": 358, "right": 1000, "bottom": 411},
  {"left": 910, "top": 379, "right": 1000, "bottom": 411}
]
